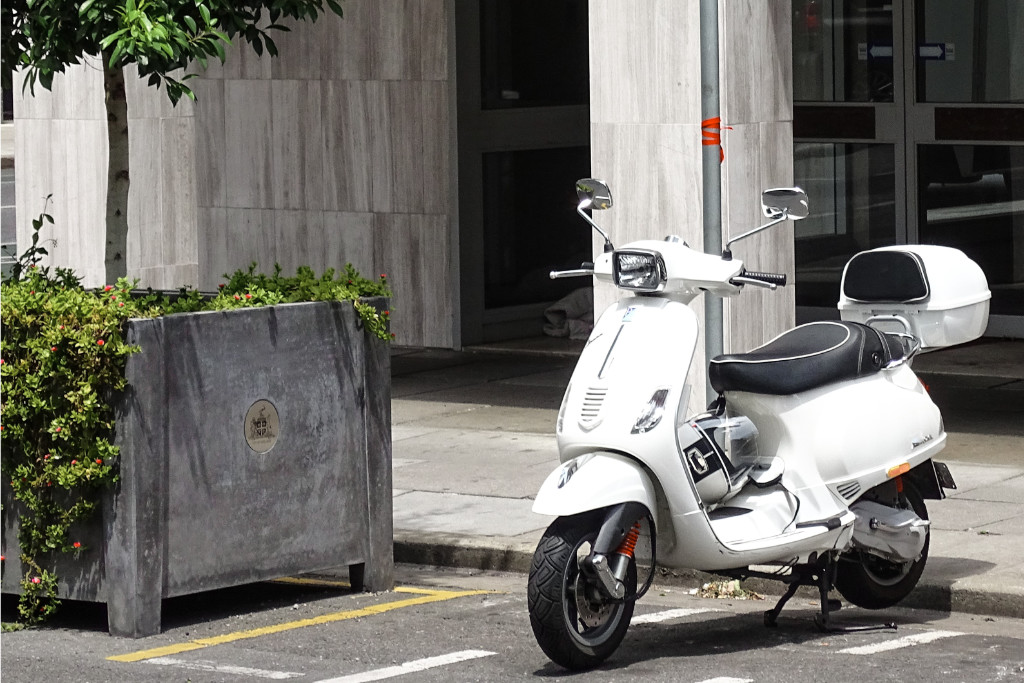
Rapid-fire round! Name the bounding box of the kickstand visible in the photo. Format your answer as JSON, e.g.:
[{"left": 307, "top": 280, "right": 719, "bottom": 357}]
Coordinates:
[
  {"left": 763, "top": 576, "right": 802, "bottom": 627},
  {"left": 813, "top": 556, "right": 897, "bottom": 634},
  {"left": 762, "top": 555, "right": 898, "bottom": 633}
]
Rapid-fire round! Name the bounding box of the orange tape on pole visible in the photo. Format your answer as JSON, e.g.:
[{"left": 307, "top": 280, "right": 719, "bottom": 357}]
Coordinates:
[{"left": 701, "top": 116, "right": 732, "bottom": 163}]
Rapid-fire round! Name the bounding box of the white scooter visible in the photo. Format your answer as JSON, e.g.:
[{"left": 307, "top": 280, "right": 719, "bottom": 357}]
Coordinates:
[{"left": 527, "top": 179, "right": 991, "bottom": 670}]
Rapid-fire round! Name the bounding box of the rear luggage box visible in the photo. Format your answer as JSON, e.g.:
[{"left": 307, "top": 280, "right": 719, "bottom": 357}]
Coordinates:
[{"left": 838, "top": 245, "right": 990, "bottom": 350}]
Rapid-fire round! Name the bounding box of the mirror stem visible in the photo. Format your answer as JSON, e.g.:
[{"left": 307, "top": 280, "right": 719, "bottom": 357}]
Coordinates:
[
  {"left": 723, "top": 212, "right": 788, "bottom": 255},
  {"left": 577, "top": 204, "right": 615, "bottom": 251}
]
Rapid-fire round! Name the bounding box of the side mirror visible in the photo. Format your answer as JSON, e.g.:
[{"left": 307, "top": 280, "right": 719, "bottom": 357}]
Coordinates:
[
  {"left": 761, "top": 187, "right": 809, "bottom": 220},
  {"left": 576, "top": 178, "right": 613, "bottom": 211}
]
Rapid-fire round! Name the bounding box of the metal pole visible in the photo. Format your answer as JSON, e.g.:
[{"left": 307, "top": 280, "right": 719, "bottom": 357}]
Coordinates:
[{"left": 700, "top": 0, "right": 724, "bottom": 404}]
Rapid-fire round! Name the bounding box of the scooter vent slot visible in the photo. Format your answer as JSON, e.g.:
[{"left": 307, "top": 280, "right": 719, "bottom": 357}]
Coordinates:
[
  {"left": 836, "top": 480, "right": 862, "bottom": 500},
  {"left": 580, "top": 387, "right": 608, "bottom": 423}
]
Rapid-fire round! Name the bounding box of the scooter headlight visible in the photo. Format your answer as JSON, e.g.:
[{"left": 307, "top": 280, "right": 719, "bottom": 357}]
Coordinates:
[{"left": 614, "top": 249, "right": 667, "bottom": 292}]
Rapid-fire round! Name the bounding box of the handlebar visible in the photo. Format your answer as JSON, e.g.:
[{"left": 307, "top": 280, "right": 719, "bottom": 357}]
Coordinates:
[{"left": 730, "top": 270, "right": 788, "bottom": 290}]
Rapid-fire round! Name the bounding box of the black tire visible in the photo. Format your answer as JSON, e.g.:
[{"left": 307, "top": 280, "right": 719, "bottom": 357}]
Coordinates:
[
  {"left": 527, "top": 514, "right": 636, "bottom": 670},
  {"left": 835, "top": 482, "right": 929, "bottom": 610}
]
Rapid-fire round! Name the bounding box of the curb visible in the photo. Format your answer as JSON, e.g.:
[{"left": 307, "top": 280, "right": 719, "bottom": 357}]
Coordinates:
[{"left": 393, "top": 537, "right": 1024, "bottom": 621}]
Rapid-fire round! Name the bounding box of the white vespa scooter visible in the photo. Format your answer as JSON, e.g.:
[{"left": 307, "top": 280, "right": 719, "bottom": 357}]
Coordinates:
[{"left": 527, "top": 179, "right": 991, "bottom": 670}]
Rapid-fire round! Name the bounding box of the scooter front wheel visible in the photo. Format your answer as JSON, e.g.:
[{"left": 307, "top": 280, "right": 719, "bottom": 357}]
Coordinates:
[
  {"left": 527, "top": 513, "right": 636, "bottom": 670},
  {"left": 835, "top": 482, "right": 930, "bottom": 610}
]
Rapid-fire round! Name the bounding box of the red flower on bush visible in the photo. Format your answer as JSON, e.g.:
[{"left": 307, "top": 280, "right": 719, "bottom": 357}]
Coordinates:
[
  {"left": 97, "top": 340, "right": 104, "bottom": 346},
  {"left": 73, "top": 542, "right": 81, "bottom": 549},
  {"left": 95, "top": 459, "right": 103, "bottom": 465},
  {"left": 104, "top": 285, "right": 113, "bottom": 292},
  {"left": 31, "top": 577, "right": 41, "bottom": 584}
]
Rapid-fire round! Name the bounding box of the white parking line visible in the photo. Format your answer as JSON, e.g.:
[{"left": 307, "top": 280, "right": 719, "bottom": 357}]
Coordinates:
[
  {"left": 146, "top": 657, "right": 303, "bottom": 679},
  {"left": 632, "top": 608, "right": 718, "bottom": 624},
  {"left": 315, "top": 650, "right": 497, "bottom": 683},
  {"left": 696, "top": 677, "right": 754, "bottom": 683},
  {"left": 837, "top": 630, "right": 961, "bottom": 655}
]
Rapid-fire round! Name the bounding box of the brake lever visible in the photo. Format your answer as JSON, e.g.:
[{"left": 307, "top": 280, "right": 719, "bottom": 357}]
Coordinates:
[{"left": 549, "top": 262, "right": 595, "bottom": 280}]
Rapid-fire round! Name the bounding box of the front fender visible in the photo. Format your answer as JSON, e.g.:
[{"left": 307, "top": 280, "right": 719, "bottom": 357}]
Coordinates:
[{"left": 533, "top": 452, "right": 658, "bottom": 525}]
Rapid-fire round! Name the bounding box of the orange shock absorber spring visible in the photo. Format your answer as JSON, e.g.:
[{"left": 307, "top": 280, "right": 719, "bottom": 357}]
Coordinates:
[{"left": 615, "top": 521, "right": 642, "bottom": 558}]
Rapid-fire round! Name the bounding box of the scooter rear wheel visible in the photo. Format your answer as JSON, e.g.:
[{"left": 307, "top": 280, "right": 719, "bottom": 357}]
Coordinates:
[
  {"left": 527, "top": 513, "right": 636, "bottom": 670},
  {"left": 835, "top": 482, "right": 929, "bottom": 610}
]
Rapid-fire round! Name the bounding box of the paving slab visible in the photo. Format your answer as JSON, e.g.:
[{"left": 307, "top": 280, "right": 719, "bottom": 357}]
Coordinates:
[{"left": 392, "top": 490, "right": 551, "bottom": 538}]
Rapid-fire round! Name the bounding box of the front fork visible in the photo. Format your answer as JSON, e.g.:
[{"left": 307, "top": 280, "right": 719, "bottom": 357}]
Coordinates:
[{"left": 579, "top": 501, "right": 652, "bottom": 600}]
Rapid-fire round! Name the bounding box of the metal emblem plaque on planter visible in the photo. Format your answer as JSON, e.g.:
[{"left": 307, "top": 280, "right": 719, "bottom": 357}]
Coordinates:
[{"left": 245, "top": 399, "right": 280, "bottom": 454}]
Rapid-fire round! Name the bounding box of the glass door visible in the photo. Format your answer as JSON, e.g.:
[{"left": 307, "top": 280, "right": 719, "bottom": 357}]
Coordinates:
[
  {"left": 791, "top": 0, "right": 906, "bottom": 316},
  {"left": 456, "top": 0, "right": 592, "bottom": 345},
  {"left": 905, "top": 0, "right": 1024, "bottom": 335}
]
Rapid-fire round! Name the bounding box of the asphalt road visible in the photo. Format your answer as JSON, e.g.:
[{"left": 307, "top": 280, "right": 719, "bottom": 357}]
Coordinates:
[{"left": 2, "top": 565, "right": 1022, "bottom": 683}]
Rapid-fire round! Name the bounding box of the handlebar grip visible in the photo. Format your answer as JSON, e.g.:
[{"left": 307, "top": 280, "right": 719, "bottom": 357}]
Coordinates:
[{"left": 742, "top": 271, "right": 788, "bottom": 287}]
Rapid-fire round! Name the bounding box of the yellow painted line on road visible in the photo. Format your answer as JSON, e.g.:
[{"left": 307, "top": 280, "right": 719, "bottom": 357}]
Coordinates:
[
  {"left": 108, "top": 587, "right": 492, "bottom": 664},
  {"left": 269, "top": 576, "right": 453, "bottom": 597}
]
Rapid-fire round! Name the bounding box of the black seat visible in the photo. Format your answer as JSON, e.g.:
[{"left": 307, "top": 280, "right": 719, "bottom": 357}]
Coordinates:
[{"left": 709, "top": 321, "right": 906, "bottom": 396}]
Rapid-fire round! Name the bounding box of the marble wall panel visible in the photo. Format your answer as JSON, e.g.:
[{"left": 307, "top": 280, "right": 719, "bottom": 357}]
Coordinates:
[
  {"left": 273, "top": 209, "right": 318, "bottom": 275},
  {"left": 373, "top": 213, "right": 452, "bottom": 348},
  {"left": 366, "top": 82, "right": 395, "bottom": 213},
  {"left": 191, "top": 79, "right": 227, "bottom": 208},
  {"left": 421, "top": 81, "right": 451, "bottom": 215},
  {"left": 271, "top": 81, "right": 325, "bottom": 210},
  {"left": 225, "top": 208, "right": 277, "bottom": 273},
  {"left": 59, "top": 119, "right": 108, "bottom": 283},
  {"left": 14, "top": 119, "right": 55, "bottom": 248},
  {"left": 13, "top": 73, "right": 55, "bottom": 119},
  {"left": 272, "top": 16, "right": 325, "bottom": 81},
  {"left": 386, "top": 82, "right": 425, "bottom": 214},
  {"left": 160, "top": 117, "right": 199, "bottom": 268},
  {"left": 589, "top": 0, "right": 703, "bottom": 125},
  {"left": 720, "top": 121, "right": 796, "bottom": 354},
  {"left": 52, "top": 56, "right": 106, "bottom": 121},
  {"left": 320, "top": 211, "right": 375, "bottom": 277},
  {"left": 323, "top": 0, "right": 374, "bottom": 81},
  {"left": 720, "top": 0, "right": 793, "bottom": 126},
  {"left": 417, "top": 0, "right": 449, "bottom": 81},
  {"left": 321, "top": 80, "right": 375, "bottom": 212},
  {"left": 127, "top": 117, "right": 164, "bottom": 273},
  {"left": 125, "top": 65, "right": 195, "bottom": 121},
  {"left": 197, "top": 207, "right": 229, "bottom": 290},
  {"left": 224, "top": 80, "right": 273, "bottom": 209}
]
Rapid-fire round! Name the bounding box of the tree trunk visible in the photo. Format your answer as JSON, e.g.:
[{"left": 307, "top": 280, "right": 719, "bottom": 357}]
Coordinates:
[{"left": 103, "top": 55, "right": 130, "bottom": 284}]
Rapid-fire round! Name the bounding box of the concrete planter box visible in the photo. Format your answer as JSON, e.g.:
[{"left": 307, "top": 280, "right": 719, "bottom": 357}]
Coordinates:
[{"left": 1, "top": 300, "right": 393, "bottom": 636}]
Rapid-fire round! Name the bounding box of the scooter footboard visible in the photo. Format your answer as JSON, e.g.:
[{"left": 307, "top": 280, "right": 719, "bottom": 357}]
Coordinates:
[{"left": 533, "top": 452, "right": 658, "bottom": 526}]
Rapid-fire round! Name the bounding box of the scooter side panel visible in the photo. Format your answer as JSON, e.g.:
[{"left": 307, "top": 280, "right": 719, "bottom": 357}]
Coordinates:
[{"left": 724, "top": 366, "right": 943, "bottom": 495}]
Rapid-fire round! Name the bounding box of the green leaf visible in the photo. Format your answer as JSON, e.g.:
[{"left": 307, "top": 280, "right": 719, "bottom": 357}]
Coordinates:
[
  {"left": 325, "top": 0, "right": 343, "bottom": 18},
  {"left": 198, "top": 3, "right": 211, "bottom": 26},
  {"left": 183, "top": 15, "right": 197, "bottom": 33},
  {"left": 99, "top": 29, "right": 128, "bottom": 50},
  {"left": 78, "top": 0, "right": 96, "bottom": 16}
]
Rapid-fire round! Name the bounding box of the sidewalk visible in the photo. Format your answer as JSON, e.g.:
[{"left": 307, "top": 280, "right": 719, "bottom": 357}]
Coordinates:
[{"left": 389, "top": 339, "right": 1024, "bottom": 619}]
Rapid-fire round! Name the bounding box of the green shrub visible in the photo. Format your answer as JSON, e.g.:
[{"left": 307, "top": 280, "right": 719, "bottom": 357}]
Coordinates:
[{"left": 1, "top": 218, "right": 391, "bottom": 625}]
